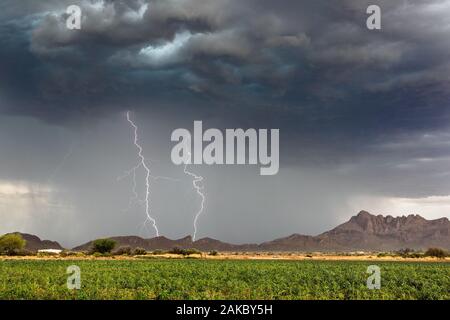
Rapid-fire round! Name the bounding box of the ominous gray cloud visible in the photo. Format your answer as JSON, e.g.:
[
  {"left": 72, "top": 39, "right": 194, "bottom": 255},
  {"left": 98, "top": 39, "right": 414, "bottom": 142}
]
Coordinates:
[{"left": 1, "top": 0, "right": 450, "bottom": 246}]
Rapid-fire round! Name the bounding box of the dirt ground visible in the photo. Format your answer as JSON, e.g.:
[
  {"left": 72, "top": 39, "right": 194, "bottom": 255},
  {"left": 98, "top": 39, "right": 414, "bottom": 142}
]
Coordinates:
[{"left": 1, "top": 252, "right": 449, "bottom": 262}]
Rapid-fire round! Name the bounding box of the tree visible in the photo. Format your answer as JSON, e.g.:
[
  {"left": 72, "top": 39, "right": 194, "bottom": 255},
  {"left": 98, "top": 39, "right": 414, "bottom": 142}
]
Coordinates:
[
  {"left": 0, "top": 233, "right": 26, "bottom": 255},
  {"left": 425, "top": 248, "right": 447, "bottom": 258},
  {"left": 91, "top": 238, "right": 116, "bottom": 254}
]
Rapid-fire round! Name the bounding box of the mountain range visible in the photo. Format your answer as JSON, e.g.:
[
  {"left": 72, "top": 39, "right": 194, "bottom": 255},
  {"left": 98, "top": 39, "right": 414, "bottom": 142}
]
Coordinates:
[{"left": 10, "top": 211, "right": 450, "bottom": 252}]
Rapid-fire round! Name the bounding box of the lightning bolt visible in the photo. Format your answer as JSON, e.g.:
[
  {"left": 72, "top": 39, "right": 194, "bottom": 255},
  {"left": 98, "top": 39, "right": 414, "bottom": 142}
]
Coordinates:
[
  {"left": 183, "top": 151, "right": 205, "bottom": 241},
  {"left": 121, "top": 111, "right": 205, "bottom": 239},
  {"left": 118, "top": 166, "right": 140, "bottom": 214},
  {"left": 46, "top": 142, "right": 76, "bottom": 184},
  {"left": 124, "top": 111, "right": 160, "bottom": 237}
]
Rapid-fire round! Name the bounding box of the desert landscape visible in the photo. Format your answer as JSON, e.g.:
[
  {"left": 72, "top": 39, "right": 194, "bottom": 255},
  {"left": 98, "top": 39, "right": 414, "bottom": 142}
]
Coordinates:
[
  {"left": 5, "top": 211, "right": 450, "bottom": 253},
  {"left": 1, "top": 211, "right": 449, "bottom": 300},
  {"left": 2, "top": 0, "right": 450, "bottom": 304}
]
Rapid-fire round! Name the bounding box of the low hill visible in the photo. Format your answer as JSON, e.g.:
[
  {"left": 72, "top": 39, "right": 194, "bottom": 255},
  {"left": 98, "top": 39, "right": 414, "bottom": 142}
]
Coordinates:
[{"left": 4, "top": 232, "right": 64, "bottom": 252}]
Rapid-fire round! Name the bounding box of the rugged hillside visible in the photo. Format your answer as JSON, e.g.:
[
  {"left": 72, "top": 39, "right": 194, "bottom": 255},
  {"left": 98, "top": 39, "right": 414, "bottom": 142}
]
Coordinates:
[
  {"left": 73, "top": 235, "right": 258, "bottom": 252},
  {"left": 8, "top": 211, "right": 450, "bottom": 252},
  {"left": 5, "top": 232, "right": 64, "bottom": 251},
  {"left": 71, "top": 211, "right": 450, "bottom": 251},
  {"left": 73, "top": 235, "right": 200, "bottom": 252},
  {"left": 259, "top": 234, "right": 320, "bottom": 251},
  {"left": 315, "top": 210, "right": 450, "bottom": 251}
]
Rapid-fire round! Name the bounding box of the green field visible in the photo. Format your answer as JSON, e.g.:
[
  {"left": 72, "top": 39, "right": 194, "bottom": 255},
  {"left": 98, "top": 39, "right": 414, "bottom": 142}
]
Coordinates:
[{"left": 0, "top": 259, "right": 449, "bottom": 300}]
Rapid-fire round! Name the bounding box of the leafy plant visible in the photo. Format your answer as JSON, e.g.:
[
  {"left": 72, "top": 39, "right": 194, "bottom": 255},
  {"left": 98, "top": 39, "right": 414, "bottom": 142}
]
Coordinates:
[
  {"left": 0, "top": 233, "right": 26, "bottom": 255},
  {"left": 424, "top": 248, "right": 447, "bottom": 258},
  {"left": 114, "top": 246, "right": 132, "bottom": 256},
  {"left": 169, "top": 247, "right": 201, "bottom": 256},
  {"left": 133, "top": 247, "right": 147, "bottom": 255},
  {"left": 91, "top": 238, "right": 116, "bottom": 254}
]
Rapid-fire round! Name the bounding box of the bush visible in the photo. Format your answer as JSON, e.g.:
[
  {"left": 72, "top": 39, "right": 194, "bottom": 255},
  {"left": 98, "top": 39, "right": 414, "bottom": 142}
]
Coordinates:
[
  {"left": 208, "top": 250, "right": 218, "bottom": 256},
  {"left": 169, "top": 247, "right": 185, "bottom": 255},
  {"left": 0, "top": 233, "right": 26, "bottom": 255},
  {"left": 424, "top": 248, "right": 447, "bottom": 258},
  {"left": 133, "top": 247, "right": 147, "bottom": 255},
  {"left": 396, "top": 248, "right": 414, "bottom": 257},
  {"left": 60, "top": 250, "right": 79, "bottom": 257},
  {"left": 7, "top": 249, "right": 35, "bottom": 256},
  {"left": 37, "top": 251, "right": 59, "bottom": 257},
  {"left": 184, "top": 248, "right": 201, "bottom": 255},
  {"left": 152, "top": 249, "right": 166, "bottom": 255},
  {"left": 91, "top": 238, "right": 116, "bottom": 254},
  {"left": 394, "top": 248, "right": 426, "bottom": 258},
  {"left": 168, "top": 247, "right": 201, "bottom": 256},
  {"left": 114, "top": 246, "right": 132, "bottom": 256}
]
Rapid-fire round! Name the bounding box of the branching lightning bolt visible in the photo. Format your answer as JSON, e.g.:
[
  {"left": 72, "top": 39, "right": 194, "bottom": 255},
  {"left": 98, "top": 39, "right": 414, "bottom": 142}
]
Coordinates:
[
  {"left": 121, "top": 111, "right": 205, "bottom": 239},
  {"left": 125, "top": 111, "right": 159, "bottom": 237},
  {"left": 118, "top": 166, "right": 140, "bottom": 213},
  {"left": 46, "top": 142, "right": 76, "bottom": 184},
  {"left": 183, "top": 152, "right": 205, "bottom": 241}
]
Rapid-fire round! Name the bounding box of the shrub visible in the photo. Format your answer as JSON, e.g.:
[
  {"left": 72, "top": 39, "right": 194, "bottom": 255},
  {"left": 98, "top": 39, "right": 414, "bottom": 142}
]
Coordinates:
[
  {"left": 114, "top": 246, "right": 132, "bottom": 256},
  {"left": 37, "top": 251, "right": 59, "bottom": 257},
  {"left": 152, "top": 249, "right": 166, "bottom": 255},
  {"left": 91, "top": 238, "right": 116, "bottom": 254},
  {"left": 169, "top": 247, "right": 185, "bottom": 255},
  {"left": 396, "top": 248, "right": 415, "bottom": 257},
  {"left": 0, "top": 233, "right": 26, "bottom": 255},
  {"left": 19, "top": 249, "right": 35, "bottom": 256},
  {"left": 133, "top": 247, "right": 147, "bottom": 255},
  {"left": 90, "top": 252, "right": 112, "bottom": 257},
  {"left": 184, "top": 248, "right": 201, "bottom": 256},
  {"left": 208, "top": 250, "right": 218, "bottom": 256},
  {"left": 168, "top": 247, "right": 201, "bottom": 256},
  {"left": 424, "top": 248, "right": 447, "bottom": 258},
  {"left": 7, "top": 249, "right": 35, "bottom": 256},
  {"left": 60, "top": 250, "right": 79, "bottom": 257}
]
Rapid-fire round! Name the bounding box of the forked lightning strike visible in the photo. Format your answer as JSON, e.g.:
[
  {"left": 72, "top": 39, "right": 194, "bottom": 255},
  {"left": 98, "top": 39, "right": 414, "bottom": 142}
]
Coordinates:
[
  {"left": 121, "top": 112, "right": 205, "bottom": 239},
  {"left": 184, "top": 152, "right": 205, "bottom": 241},
  {"left": 125, "top": 111, "right": 159, "bottom": 236}
]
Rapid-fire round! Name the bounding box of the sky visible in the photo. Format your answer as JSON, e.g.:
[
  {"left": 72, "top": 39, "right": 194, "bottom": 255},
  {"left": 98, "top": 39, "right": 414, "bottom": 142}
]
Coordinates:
[{"left": 1, "top": 0, "right": 450, "bottom": 248}]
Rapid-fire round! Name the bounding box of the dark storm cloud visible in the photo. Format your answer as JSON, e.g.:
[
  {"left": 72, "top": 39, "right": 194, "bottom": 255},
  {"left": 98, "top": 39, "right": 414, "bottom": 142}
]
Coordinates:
[
  {"left": 1, "top": 0, "right": 450, "bottom": 125},
  {"left": 0, "top": 0, "right": 449, "bottom": 159},
  {"left": 0, "top": 0, "right": 449, "bottom": 167},
  {"left": 0, "top": 0, "right": 448, "bottom": 143},
  {"left": 1, "top": 4, "right": 446, "bottom": 100}
]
